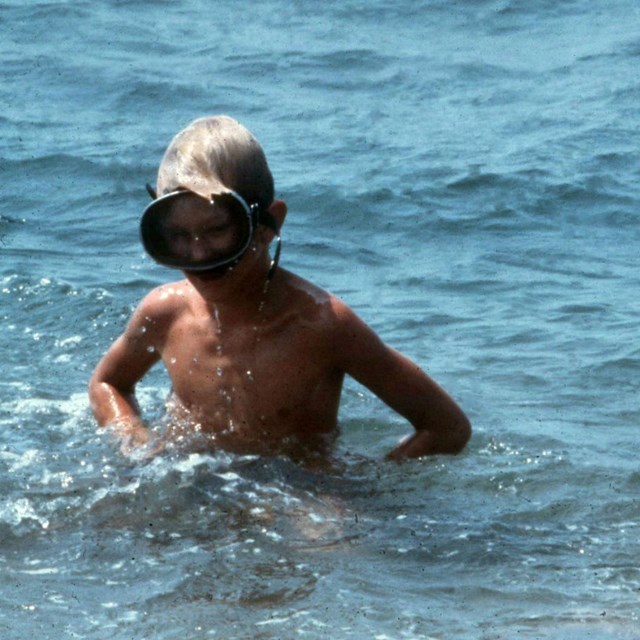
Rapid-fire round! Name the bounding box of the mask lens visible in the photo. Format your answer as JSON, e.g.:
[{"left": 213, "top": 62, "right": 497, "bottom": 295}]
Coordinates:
[{"left": 141, "top": 191, "right": 253, "bottom": 271}]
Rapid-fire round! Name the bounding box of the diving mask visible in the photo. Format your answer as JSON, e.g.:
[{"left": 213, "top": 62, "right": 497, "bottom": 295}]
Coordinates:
[{"left": 140, "top": 186, "right": 281, "bottom": 277}]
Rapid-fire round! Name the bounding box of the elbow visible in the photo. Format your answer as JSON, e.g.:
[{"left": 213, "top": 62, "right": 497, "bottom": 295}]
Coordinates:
[
  {"left": 87, "top": 373, "right": 99, "bottom": 407},
  {"left": 87, "top": 375, "right": 107, "bottom": 425},
  {"left": 87, "top": 370, "right": 107, "bottom": 408},
  {"left": 87, "top": 372, "right": 128, "bottom": 427},
  {"left": 450, "top": 414, "right": 471, "bottom": 454}
]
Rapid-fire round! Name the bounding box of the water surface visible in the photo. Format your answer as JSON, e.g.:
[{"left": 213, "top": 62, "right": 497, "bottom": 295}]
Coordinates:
[{"left": 1, "top": 0, "right": 639, "bottom": 638}]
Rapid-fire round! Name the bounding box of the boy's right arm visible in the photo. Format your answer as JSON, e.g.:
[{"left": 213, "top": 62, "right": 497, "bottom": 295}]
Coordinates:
[{"left": 88, "top": 293, "right": 167, "bottom": 452}]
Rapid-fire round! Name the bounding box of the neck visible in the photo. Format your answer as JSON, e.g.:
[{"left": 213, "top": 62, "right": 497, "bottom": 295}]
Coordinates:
[{"left": 184, "top": 254, "right": 273, "bottom": 321}]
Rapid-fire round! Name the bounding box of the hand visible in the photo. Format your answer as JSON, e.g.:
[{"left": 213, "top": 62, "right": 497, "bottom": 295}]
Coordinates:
[
  {"left": 108, "top": 418, "right": 164, "bottom": 460},
  {"left": 386, "top": 420, "right": 471, "bottom": 460},
  {"left": 386, "top": 431, "right": 432, "bottom": 461},
  {"left": 122, "top": 436, "right": 166, "bottom": 462}
]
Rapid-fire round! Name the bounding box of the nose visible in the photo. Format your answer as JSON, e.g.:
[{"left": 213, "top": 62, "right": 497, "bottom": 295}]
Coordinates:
[{"left": 190, "top": 236, "right": 209, "bottom": 261}]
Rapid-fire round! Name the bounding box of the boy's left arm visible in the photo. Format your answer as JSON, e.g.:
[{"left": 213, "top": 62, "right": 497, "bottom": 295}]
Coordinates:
[{"left": 333, "top": 301, "right": 471, "bottom": 459}]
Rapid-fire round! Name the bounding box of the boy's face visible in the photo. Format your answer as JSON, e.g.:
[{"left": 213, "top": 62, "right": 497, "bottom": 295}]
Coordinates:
[
  {"left": 141, "top": 190, "right": 257, "bottom": 274},
  {"left": 160, "top": 195, "right": 248, "bottom": 266}
]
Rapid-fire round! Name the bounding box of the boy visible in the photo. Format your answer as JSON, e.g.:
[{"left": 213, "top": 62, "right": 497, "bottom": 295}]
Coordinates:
[{"left": 89, "top": 116, "right": 471, "bottom": 460}]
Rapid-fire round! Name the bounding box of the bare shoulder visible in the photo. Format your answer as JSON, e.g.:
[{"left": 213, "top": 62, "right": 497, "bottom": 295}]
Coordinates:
[
  {"left": 275, "top": 270, "right": 355, "bottom": 327},
  {"left": 139, "top": 279, "right": 192, "bottom": 312},
  {"left": 125, "top": 279, "right": 192, "bottom": 339},
  {"left": 274, "top": 270, "right": 378, "bottom": 351}
]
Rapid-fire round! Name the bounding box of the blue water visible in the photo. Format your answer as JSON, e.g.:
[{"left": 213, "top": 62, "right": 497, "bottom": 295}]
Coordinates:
[{"left": 2, "top": 0, "right": 640, "bottom": 638}]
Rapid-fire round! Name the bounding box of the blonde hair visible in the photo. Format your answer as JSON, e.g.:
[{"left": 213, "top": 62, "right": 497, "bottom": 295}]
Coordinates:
[{"left": 157, "top": 115, "right": 275, "bottom": 210}]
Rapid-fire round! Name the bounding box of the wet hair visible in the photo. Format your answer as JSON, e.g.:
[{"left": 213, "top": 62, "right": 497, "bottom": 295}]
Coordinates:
[{"left": 156, "top": 115, "right": 275, "bottom": 211}]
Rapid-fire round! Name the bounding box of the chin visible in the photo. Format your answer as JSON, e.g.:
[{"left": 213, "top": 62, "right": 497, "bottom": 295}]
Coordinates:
[{"left": 184, "top": 266, "right": 232, "bottom": 281}]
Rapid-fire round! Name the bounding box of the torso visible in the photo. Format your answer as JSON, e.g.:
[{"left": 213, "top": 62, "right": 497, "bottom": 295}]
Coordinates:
[{"left": 150, "top": 271, "right": 344, "bottom": 454}]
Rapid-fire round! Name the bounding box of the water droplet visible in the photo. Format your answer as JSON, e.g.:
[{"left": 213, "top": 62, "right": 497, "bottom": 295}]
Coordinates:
[
  {"left": 146, "top": 346, "right": 155, "bottom": 353},
  {"left": 246, "top": 370, "right": 254, "bottom": 380},
  {"left": 140, "top": 326, "right": 147, "bottom": 334},
  {"left": 170, "top": 357, "right": 177, "bottom": 365},
  {"left": 216, "top": 367, "right": 223, "bottom": 377},
  {"left": 213, "top": 306, "right": 222, "bottom": 334}
]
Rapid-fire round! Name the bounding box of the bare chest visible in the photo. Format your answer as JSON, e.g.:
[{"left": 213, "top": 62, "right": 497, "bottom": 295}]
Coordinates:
[{"left": 160, "top": 313, "right": 342, "bottom": 436}]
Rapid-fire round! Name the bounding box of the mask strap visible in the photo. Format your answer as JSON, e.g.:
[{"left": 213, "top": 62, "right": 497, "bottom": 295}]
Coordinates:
[
  {"left": 145, "top": 183, "right": 157, "bottom": 199},
  {"left": 255, "top": 207, "right": 282, "bottom": 280},
  {"left": 268, "top": 233, "right": 282, "bottom": 280}
]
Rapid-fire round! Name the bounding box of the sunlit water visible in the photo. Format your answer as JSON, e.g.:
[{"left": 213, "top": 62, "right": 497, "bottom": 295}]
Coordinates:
[{"left": 1, "top": 0, "right": 640, "bottom": 638}]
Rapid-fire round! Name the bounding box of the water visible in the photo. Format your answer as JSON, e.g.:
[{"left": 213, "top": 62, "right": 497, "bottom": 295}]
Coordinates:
[{"left": 1, "top": 0, "right": 640, "bottom": 637}]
